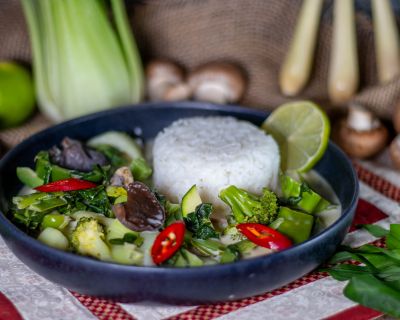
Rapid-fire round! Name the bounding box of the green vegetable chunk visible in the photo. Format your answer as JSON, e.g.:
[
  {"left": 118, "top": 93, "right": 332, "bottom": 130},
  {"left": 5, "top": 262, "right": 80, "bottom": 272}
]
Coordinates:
[
  {"left": 130, "top": 157, "right": 152, "bottom": 181},
  {"left": 41, "top": 213, "right": 70, "bottom": 230},
  {"left": 181, "top": 185, "right": 202, "bottom": 218},
  {"left": 184, "top": 203, "right": 219, "bottom": 240},
  {"left": 71, "top": 217, "right": 111, "bottom": 261},
  {"left": 271, "top": 207, "right": 314, "bottom": 244},
  {"left": 110, "top": 243, "right": 143, "bottom": 265},
  {"left": 219, "top": 185, "right": 278, "bottom": 225},
  {"left": 165, "top": 248, "right": 204, "bottom": 267},
  {"left": 16, "top": 167, "right": 44, "bottom": 188},
  {"left": 38, "top": 227, "right": 69, "bottom": 251},
  {"left": 280, "top": 174, "right": 329, "bottom": 214},
  {"left": 50, "top": 165, "right": 71, "bottom": 181}
]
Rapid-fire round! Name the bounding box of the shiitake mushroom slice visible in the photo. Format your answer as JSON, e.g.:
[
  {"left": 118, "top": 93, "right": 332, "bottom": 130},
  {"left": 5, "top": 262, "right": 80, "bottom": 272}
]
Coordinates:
[{"left": 113, "top": 181, "right": 165, "bottom": 232}]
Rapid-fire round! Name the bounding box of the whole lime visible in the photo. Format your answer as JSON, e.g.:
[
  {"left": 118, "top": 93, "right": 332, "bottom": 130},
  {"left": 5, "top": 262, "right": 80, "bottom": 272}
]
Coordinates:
[{"left": 0, "top": 62, "right": 35, "bottom": 128}]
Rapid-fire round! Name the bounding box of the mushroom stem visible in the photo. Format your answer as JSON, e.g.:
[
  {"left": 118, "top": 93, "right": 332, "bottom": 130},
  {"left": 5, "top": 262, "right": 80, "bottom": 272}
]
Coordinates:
[{"left": 347, "top": 104, "right": 380, "bottom": 132}]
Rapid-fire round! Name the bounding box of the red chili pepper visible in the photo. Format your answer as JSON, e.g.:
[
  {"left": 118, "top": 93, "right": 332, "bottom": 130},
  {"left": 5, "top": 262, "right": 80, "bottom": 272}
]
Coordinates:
[
  {"left": 237, "top": 223, "right": 292, "bottom": 251},
  {"left": 151, "top": 221, "right": 185, "bottom": 265},
  {"left": 34, "top": 178, "right": 97, "bottom": 192}
]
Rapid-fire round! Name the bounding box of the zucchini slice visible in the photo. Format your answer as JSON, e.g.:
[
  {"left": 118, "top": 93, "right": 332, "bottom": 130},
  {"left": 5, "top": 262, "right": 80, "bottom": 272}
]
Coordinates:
[{"left": 181, "top": 184, "right": 202, "bottom": 217}]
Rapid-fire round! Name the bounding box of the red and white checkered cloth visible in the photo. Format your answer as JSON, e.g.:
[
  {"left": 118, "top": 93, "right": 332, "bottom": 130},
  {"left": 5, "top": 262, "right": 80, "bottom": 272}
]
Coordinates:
[{"left": 0, "top": 160, "right": 398, "bottom": 320}]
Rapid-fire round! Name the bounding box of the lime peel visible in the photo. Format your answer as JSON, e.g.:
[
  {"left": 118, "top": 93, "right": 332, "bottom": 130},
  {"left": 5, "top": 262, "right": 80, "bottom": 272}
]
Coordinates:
[{"left": 262, "top": 101, "right": 330, "bottom": 173}]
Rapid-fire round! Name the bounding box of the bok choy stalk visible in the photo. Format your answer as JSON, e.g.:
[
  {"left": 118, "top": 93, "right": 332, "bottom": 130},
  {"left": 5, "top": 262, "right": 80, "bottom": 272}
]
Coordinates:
[{"left": 21, "top": 0, "right": 144, "bottom": 122}]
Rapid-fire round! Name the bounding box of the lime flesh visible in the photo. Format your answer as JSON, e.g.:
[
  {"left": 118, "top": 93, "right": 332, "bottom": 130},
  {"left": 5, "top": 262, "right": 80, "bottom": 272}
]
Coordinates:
[{"left": 262, "top": 101, "right": 330, "bottom": 172}]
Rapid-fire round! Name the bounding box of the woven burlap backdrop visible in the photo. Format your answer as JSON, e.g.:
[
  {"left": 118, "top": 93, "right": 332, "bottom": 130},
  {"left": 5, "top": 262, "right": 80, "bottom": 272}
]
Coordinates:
[{"left": 0, "top": 0, "right": 399, "bottom": 148}]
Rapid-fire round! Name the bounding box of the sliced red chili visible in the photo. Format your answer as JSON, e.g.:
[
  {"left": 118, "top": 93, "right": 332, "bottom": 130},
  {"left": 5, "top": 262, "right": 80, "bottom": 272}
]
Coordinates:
[
  {"left": 237, "top": 223, "right": 292, "bottom": 251},
  {"left": 34, "top": 178, "right": 97, "bottom": 192},
  {"left": 151, "top": 221, "right": 185, "bottom": 265}
]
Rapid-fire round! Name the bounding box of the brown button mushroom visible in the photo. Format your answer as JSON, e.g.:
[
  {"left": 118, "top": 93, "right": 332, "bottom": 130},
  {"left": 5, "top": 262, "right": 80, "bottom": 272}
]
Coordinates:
[
  {"left": 146, "top": 60, "right": 191, "bottom": 101},
  {"left": 112, "top": 181, "right": 165, "bottom": 232},
  {"left": 188, "top": 62, "right": 246, "bottom": 104},
  {"left": 333, "top": 104, "right": 388, "bottom": 158},
  {"left": 390, "top": 135, "right": 400, "bottom": 169}
]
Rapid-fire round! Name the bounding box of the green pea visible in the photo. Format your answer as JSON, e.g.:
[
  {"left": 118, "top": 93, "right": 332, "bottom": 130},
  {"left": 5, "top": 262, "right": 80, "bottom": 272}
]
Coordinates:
[{"left": 41, "top": 214, "right": 69, "bottom": 229}]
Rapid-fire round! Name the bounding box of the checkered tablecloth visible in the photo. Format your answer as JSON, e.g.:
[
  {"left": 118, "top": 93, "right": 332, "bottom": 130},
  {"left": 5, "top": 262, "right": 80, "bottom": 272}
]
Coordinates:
[{"left": 0, "top": 160, "right": 398, "bottom": 320}]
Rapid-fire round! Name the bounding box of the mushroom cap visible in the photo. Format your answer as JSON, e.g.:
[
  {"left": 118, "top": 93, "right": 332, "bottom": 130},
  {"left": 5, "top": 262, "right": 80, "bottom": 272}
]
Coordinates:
[
  {"left": 188, "top": 62, "right": 246, "bottom": 103},
  {"left": 333, "top": 118, "right": 389, "bottom": 158},
  {"left": 163, "top": 83, "right": 192, "bottom": 101},
  {"left": 390, "top": 135, "right": 400, "bottom": 169},
  {"left": 146, "top": 60, "right": 185, "bottom": 101}
]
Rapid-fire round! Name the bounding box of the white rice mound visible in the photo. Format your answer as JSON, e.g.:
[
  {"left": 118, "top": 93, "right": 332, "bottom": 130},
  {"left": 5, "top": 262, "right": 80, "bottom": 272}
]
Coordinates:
[{"left": 152, "top": 116, "right": 280, "bottom": 214}]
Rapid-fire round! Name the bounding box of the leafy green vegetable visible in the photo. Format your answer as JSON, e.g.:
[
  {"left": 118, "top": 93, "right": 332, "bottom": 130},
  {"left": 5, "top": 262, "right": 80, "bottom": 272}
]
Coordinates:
[
  {"left": 360, "top": 224, "right": 389, "bottom": 238},
  {"left": 16, "top": 167, "right": 44, "bottom": 188},
  {"left": 220, "top": 246, "right": 240, "bottom": 264},
  {"left": 21, "top": 0, "right": 144, "bottom": 121},
  {"left": 344, "top": 274, "right": 400, "bottom": 317},
  {"left": 130, "top": 157, "right": 152, "bottom": 181},
  {"left": 327, "top": 264, "right": 373, "bottom": 281},
  {"left": 325, "top": 224, "right": 400, "bottom": 317},
  {"left": 35, "top": 151, "right": 52, "bottom": 183},
  {"left": 108, "top": 232, "right": 144, "bottom": 247},
  {"left": 184, "top": 203, "right": 219, "bottom": 240},
  {"left": 63, "top": 186, "right": 113, "bottom": 217},
  {"left": 219, "top": 185, "right": 278, "bottom": 224},
  {"left": 93, "top": 144, "right": 129, "bottom": 168},
  {"left": 387, "top": 224, "right": 400, "bottom": 250},
  {"left": 165, "top": 248, "right": 204, "bottom": 267}
]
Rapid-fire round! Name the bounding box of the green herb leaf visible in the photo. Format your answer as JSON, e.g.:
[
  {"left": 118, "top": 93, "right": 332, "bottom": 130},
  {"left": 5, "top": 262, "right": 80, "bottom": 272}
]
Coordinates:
[
  {"left": 344, "top": 274, "right": 400, "bottom": 317},
  {"left": 325, "top": 264, "right": 372, "bottom": 281},
  {"left": 360, "top": 224, "right": 389, "bottom": 238},
  {"left": 184, "top": 203, "right": 219, "bottom": 240},
  {"left": 387, "top": 224, "right": 400, "bottom": 250}
]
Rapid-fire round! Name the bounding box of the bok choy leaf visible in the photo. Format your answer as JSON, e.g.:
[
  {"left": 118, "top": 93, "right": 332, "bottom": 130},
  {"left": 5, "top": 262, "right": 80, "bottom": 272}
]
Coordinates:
[{"left": 21, "top": 0, "right": 144, "bottom": 121}]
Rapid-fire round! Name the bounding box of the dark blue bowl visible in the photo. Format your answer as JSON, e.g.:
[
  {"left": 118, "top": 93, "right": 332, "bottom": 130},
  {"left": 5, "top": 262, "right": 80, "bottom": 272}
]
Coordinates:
[{"left": 0, "top": 102, "right": 358, "bottom": 304}]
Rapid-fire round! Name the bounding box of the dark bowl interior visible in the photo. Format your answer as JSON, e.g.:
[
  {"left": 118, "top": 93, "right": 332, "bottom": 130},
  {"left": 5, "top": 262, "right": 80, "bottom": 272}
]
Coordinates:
[{"left": 0, "top": 102, "right": 358, "bottom": 304}]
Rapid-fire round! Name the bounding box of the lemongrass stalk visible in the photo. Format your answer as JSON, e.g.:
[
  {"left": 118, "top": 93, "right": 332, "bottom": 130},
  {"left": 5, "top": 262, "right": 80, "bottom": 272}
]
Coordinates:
[
  {"left": 371, "top": 0, "right": 400, "bottom": 84},
  {"left": 328, "top": 0, "right": 359, "bottom": 105},
  {"left": 279, "top": 0, "right": 323, "bottom": 96}
]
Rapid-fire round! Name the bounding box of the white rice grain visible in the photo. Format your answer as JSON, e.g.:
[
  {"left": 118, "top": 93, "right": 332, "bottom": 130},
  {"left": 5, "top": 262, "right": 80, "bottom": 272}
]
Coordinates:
[{"left": 152, "top": 116, "right": 280, "bottom": 214}]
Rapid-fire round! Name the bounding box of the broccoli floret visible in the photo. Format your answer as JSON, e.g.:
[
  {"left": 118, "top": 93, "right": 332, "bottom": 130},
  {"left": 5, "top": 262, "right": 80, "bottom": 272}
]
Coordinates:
[
  {"left": 71, "top": 217, "right": 112, "bottom": 261},
  {"left": 219, "top": 186, "right": 278, "bottom": 224}
]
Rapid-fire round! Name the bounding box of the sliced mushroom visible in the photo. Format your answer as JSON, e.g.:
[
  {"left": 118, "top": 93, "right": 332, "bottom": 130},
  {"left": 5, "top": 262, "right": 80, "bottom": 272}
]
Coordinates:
[
  {"left": 112, "top": 182, "right": 165, "bottom": 232},
  {"left": 110, "top": 166, "right": 134, "bottom": 188},
  {"left": 188, "top": 62, "right": 246, "bottom": 104},
  {"left": 333, "top": 104, "right": 388, "bottom": 158},
  {"left": 146, "top": 60, "right": 191, "bottom": 101},
  {"left": 49, "top": 137, "right": 109, "bottom": 172}
]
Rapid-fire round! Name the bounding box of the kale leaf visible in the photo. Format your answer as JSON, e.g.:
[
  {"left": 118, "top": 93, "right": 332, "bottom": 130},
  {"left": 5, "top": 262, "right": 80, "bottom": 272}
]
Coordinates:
[{"left": 184, "top": 203, "right": 219, "bottom": 240}]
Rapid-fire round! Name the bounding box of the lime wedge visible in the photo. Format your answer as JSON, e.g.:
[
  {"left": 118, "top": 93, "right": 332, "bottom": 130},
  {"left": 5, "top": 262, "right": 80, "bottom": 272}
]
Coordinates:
[{"left": 262, "top": 101, "right": 330, "bottom": 172}]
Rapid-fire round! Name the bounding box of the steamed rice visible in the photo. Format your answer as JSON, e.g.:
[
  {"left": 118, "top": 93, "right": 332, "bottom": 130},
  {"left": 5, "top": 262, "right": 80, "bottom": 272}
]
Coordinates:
[{"left": 152, "top": 116, "right": 280, "bottom": 213}]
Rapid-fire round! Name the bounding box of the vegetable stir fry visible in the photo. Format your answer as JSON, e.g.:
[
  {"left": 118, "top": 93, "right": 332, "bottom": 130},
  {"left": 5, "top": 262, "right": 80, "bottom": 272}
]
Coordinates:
[{"left": 8, "top": 130, "right": 337, "bottom": 267}]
